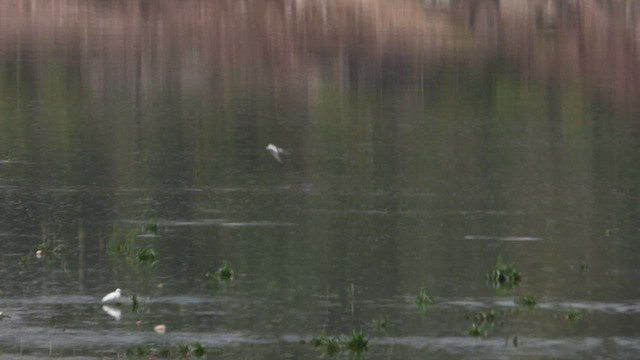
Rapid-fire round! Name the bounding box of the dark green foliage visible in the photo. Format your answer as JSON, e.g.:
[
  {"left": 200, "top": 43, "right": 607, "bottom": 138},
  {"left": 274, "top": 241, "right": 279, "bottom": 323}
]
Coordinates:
[
  {"left": 126, "top": 344, "right": 151, "bottom": 357},
  {"left": 177, "top": 343, "right": 191, "bottom": 357},
  {"left": 486, "top": 256, "right": 521, "bottom": 289},
  {"left": 216, "top": 262, "right": 234, "bottom": 281},
  {"left": 467, "top": 323, "right": 483, "bottom": 337},
  {"left": 191, "top": 343, "right": 205, "bottom": 357},
  {"left": 136, "top": 248, "right": 158, "bottom": 266},
  {"left": 516, "top": 294, "right": 537, "bottom": 309},
  {"left": 312, "top": 331, "right": 369, "bottom": 357},
  {"left": 206, "top": 262, "right": 235, "bottom": 294},
  {"left": 131, "top": 294, "right": 140, "bottom": 312},
  {"left": 125, "top": 342, "right": 205, "bottom": 358},
  {"left": 344, "top": 330, "right": 368, "bottom": 355},
  {"left": 312, "top": 333, "right": 341, "bottom": 357},
  {"left": 145, "top": 220, "right": 158, "bottom": 234}
]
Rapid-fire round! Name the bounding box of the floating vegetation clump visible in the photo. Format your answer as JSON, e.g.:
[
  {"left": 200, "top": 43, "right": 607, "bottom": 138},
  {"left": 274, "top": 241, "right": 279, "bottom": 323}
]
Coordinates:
[
  {"left": 145, "top": 220, "right": 158, "bottom": 235},
  {"left": 467, "top": 323, "right": 483, "bottom": 337},
  {"left": 205, "top": 262, "right": 235, "bottom": 294},
  {"left": 177, "top": 343, "right": 191, "bottom": 357},
  {"left": 372, "top": 316, "right": 389, "bottom": 332},
  {"left": 415, "top": 286, "right": 434, "bottom": 309},
  {"left": 466, "top": 309, "right": 503, "bottom": 326},
  {"left": 136, "top": 248, "right": 158, "bottom": 266},
  {"left": 125, "top": 342, "right": 205, "bottom": 358},
  {"left": 191, "top": 343, "right": 206, "bottom": 357},
  {"left": 36, "top": 240, "right": 63, "bottom": 260},
  {"left": 131, "top": 294, "right": 140, "bottom": 312},
  {"left": 312, "top": 331, "right": 369, "bottom": 357},
  {"left": 344, "top": 330, "right": 369, "bottom": 356},
  {"left": 516, "top": 294, "right": 537, "bottom": 309},
  {"left": 465, "top": 309, "right": 505, "bottom": 338},
  {"left": 215, "top": 262, "right": 234, "bottom": 281},
  {"left": 108, "top": 224, "right": 160, "bottom": 267},
  {"left": 176, "top": 342, "right": 205, "bottom": 358},
  {"left": 566, "top": 308, "right": 583, "bottom": 322},
  {"left": 486, "top": 256, "right": 521, "bottom": 289},
  {"left": 312, "top": 333, "right": 341, "bottom": 357},
  {"left": 126, "top": 344, "right": 152, "bottom": 357}
]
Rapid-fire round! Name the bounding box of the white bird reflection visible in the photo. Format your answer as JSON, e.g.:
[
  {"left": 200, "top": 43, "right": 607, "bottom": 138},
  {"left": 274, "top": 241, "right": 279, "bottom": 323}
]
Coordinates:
[{"left": 101, "top": 305, "right": 122, "bottom": 320}]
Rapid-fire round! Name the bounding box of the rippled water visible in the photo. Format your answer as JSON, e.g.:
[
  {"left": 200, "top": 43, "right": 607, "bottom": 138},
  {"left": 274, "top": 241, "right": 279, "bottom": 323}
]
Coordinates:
[{"left": 1, "top": 0, "right": 640, "bottom": 359}]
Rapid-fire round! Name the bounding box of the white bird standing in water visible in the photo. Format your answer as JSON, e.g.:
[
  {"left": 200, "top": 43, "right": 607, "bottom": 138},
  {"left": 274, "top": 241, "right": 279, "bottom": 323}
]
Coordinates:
[
  {"left": 101, "top": 288, "right": 122, "bottom": 303},
  {"left": 266, "top": 144, "right": 287, "bottom": 163}
]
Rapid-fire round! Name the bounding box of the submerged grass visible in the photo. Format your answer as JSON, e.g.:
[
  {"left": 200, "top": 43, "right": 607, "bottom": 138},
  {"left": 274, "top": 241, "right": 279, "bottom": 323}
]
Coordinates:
[
  {"left": 372, "top": 316, "right": 389, "bottom": 332},
  {"left": 415, "top": 286, "right": 434, "bottom": 309},
  {"left": 516, "top": 294, "right": 537, "bottom": 309},
  {"left": 466, "top": 309, "right": 503, "bottom": 326},
  {"left": 467, "top": 323, "right": 483, "bottom": 337},
  {"left": 125, "top": 342, "right": 205, "bottom": 358},
  {"left": 566, "top": 308, "right": 583, "bottom": 322},
  {"left": 108, "top": 224, "right": 160, "bottom": 267},
  {"left": 312, "top": 330, "right": 369, "bottom": 357},
  {"left": 344, "top": 330, "right": 368, "bottom": 356},
  {"left": 312, "top": 333, "right": 341, "bottom": 357}
]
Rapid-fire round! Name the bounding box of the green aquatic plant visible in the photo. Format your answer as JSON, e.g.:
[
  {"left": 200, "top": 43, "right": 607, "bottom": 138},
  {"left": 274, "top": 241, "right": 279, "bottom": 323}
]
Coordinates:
[
  {"left": 126, "top": 344, "right": 151, "bottom": 357},
  {"left": 145, "top": 220, "right": 158, "bottom": 234},
  {"left": 158, "top": 346, "right": 174, "bottom": 358},
  {"left": 136, "top": 248, "right": 158, "bottom": 266},
  {"left": 131, "top": 294, "right": 140, "bottom": 312},
  {"left": 516, "top": 294, "right": 537, "bottom": 309},
  {"left": 177, "top": 343, "right": 191, "bottom": 357},
  {"left": 468, "top": 323, "right": 483, "bottom": 337},
  {"left": 216, "top": 262, "right": 234, "bottom": 281},
  {"left": 467, "top": 309, "right": 502, "bottom": 325},
  {"left": 344, "top": 330, "right": 368, "bottom": 356},
  {"left": 372, "top": 316, "right": 389, "bottom": 332},
  {"left": 416, "top": 287, "right": 434, "bottom": 309},
  {"left": 566, "top": 308, "right": 583, "bottom": 322},
  {"left": 486, "top": 256, "right": 521, "bottom": 289},
  {"left": 312, "top": 333, "right": 341, "bottom": 357},
  {"left": 36, "top": 240, "right": 63, "bottom": 259},
  {"left": 191, "top": 342, "right": 205, "bottom": 357},
  {"left": 205, "top": 263, "right": 234, "bottom": 295}
]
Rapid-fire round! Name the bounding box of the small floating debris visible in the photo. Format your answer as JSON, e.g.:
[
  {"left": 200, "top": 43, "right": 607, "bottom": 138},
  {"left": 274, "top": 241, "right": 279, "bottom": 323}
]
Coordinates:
[{"left": 154, "top": 324, "right": 167, "bottom": 334}]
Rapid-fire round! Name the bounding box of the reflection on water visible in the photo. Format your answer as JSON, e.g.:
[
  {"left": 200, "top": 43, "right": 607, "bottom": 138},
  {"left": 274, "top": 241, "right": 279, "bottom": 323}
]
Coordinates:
[{"left": 1, "top": 0, "right": 640, "bottom": 359}]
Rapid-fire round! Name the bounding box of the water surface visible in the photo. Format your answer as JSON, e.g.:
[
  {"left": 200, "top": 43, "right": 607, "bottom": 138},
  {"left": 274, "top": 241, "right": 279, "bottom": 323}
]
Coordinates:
[{"left": 1, "top": 0, "right": 640, "bottom": 359}]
